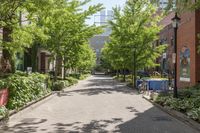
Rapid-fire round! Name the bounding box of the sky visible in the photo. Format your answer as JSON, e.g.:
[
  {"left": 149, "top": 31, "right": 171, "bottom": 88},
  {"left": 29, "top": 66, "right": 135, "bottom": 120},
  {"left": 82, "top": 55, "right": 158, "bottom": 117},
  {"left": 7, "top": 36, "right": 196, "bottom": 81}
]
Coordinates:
[{"left": 82, "top": 0, "right": 126, "bottom": 25}]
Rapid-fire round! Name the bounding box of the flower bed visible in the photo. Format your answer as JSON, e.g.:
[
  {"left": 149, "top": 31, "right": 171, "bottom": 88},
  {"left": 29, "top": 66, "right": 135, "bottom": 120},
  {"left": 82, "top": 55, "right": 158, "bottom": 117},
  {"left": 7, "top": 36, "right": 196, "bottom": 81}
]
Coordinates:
[{"left": 153, "top": 85, "right": 200, "bottom": 122}]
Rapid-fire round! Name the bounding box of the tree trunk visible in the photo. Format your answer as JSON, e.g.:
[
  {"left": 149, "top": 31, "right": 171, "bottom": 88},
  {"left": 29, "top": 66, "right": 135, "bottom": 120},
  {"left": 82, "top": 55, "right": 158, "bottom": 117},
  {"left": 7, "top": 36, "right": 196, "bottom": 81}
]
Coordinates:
[
  {"left": 63, "top": 57, "right": 66, "bottom": 80},
  {"left": 117, "top": 70, "right": 119, "bottom": 78},
  {"left": 31, "top": 43, "right": 39, "bottom": 72},
  {"left": 131, "top": 70, "right": 134, "bottom": 86},
  {"left": 123, "top": 69, "right": 126, "bottom": 82},
  {"left": 2, "top": 27, "right": 15, "bottom": 73},
  {"left": 133, "top": 50, "right": 137, "bottom": 89},
  {"left": 54, "top": 56, "right": 59, "bottom": 81}
]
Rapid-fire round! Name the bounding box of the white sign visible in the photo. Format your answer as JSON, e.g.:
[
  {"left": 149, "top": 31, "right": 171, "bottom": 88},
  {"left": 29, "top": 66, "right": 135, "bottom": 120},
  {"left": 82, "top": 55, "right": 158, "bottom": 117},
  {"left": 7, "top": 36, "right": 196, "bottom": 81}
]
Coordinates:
[
  {"left": 180, "top": 77, "right": 190, "bottom": 82},
  {"left": 27, "top": 67, "right": 32, "bottom": 74},
  {"left": 163, "top": 53, "right": 167, "bottom": 59}
]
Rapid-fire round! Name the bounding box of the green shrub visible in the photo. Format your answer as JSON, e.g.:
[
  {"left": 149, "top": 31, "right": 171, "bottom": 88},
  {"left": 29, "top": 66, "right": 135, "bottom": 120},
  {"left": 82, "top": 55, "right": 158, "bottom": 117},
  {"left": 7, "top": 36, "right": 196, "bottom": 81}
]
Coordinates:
[
  {"left": 154, "top": 88, "right": 200, "bottom": 122},
  {"left": 52, "top": 81, "right": 65, "bottom": 91},
  {"left": 187, "top": 107, "right": 200, "bottom": 122},
  {"left": 52, "top": 79, "right": 70, "bottom": 91},
  {"left": 66, "top": 77, "right": 78, "bottom": 85},
  {"left": 178, "top": 89, "right": 193, "bottom": 98},
  {"left": 191, "top": 84, "right": 200, "bottom": 90},
  {"left": 15, "top": 71, "right": 27, "bottom": 76},
  {"left": 168, "top": 99, "right": 193, "bottom": 112},
  {"left": 79, "top": 74, "right": 90, "bottom": 80},
  {"left": 0, "top": 79, "right": 8, "bottom": 90},
  {"left": 68, "top": 74, "right": 80, "bottom": 79},
  {"left": 0, "top": 106, "right": 8, "bottom": 118},
  {"left": 6, "top": 73, "right": 50, "bottom": 110},
  {"left": 191, "top": 97, "right": 200, "bottom": 108},
  {"left": 154, "top": 95, "right": 169, "bottom": 106}
]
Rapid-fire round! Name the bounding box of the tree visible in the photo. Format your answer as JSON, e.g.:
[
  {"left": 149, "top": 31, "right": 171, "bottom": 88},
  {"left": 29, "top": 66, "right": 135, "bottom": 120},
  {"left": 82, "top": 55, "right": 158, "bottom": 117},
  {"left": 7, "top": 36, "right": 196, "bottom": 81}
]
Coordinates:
[
  {"left": 39, "top": 0, "right": 103, "bottom": 80},
  {"left": 0, "top": 0, "right": 103, "bottom": 76},
  {"left": 102, "top": 0, "right": 166, "bottom": 88},
  {"left": 0, "top": 0, "right": 50, "bottom": 73},
  {"left": 76, "top": 44, "right": 96, "bottom": 73}
]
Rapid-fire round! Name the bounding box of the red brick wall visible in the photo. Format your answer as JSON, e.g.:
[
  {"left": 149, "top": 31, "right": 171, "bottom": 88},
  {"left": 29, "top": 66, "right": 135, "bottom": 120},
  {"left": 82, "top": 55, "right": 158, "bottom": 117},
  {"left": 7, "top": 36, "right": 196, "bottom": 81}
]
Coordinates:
[{"left": 177, "top": 11, "right": 196, "bottom": 88}]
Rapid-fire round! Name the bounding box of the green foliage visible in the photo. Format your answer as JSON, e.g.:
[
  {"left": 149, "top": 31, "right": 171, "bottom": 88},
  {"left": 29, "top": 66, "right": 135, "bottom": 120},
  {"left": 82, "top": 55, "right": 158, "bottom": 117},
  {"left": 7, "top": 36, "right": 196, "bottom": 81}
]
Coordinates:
[
  {"left": 101, "top": 0, "right": 166, "bottom": 87},
  {"left": 154, "top": 86, "right": 200, "bottom": 122},
  {"left": 75, "top": 44, "right": 96, "bottom": 73},
  {"left": 3, "top": 72, "right": 51, "bottom": 110},
  {"left": 179, "top": 89, "right": 193, "bottom": 98},
  {"left": 0, "top": 79, "right": 8, "bottom": 90},
  {"left": 0, "top": 106, "right": 9, "bottom": 118},
  {"left": 39, "top": 0, "right": 103, "bottom": 76},
  {"left": 187, "top": 107, "right": 200, "bottom": 122},
  {"left": 79, "top": 74, "right": 90, "bottom": 80},
  {"left": 15, "top": 71, "right": 28, "bottom": 76},
  {"left": 52, "top": 81, "right": 66, "bottom": 91},
  {"left": 0, "top": 0, "right": 102, "bottom": 74},
  {"left": 164, "top": 98, "right": 193, "bottom": 112},
  {"left": 52, "top": 74, "right": 86, "bottom": 91},
  {"left": 153, "top": 94, "right": 169, "bottom": 106},
  {"left": 69, "top": 74, "right": 89, "bottom": 80},
  {"left": 66, "top": 77, "right": 78, "bottom": 85}
]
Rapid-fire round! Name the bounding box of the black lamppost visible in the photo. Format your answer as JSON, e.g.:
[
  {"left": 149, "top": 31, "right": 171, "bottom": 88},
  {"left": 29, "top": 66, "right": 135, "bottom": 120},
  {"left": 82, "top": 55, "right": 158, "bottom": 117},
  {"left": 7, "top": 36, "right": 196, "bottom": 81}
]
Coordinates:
[{"left": 171, "top": 12, "right": 180, "bottom": 98}]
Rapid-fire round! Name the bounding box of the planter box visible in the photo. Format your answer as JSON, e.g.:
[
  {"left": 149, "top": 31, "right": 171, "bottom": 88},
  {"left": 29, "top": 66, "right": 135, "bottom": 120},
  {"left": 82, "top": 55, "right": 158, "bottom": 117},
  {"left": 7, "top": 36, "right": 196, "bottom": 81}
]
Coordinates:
[{"left": 0, "top": 89, "right": 8, "bottom": 106}]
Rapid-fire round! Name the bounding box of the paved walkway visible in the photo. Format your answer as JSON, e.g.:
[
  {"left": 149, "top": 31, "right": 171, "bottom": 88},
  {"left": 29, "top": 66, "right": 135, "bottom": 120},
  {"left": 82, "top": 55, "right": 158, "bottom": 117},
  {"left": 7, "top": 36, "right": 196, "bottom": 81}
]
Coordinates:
[{"left": 0, "top": 75, "right": 199, "bottom": 133}]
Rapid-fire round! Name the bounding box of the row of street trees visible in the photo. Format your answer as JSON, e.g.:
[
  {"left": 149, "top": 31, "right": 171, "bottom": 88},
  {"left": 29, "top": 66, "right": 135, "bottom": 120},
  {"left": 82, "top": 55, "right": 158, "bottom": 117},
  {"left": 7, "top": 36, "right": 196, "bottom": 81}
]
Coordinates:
[
  {"left": 0, "top": 0, "right": 103, "bottom": 79},
  {"left": 101, "top": 0, "right": 166, "bottom": 88}
]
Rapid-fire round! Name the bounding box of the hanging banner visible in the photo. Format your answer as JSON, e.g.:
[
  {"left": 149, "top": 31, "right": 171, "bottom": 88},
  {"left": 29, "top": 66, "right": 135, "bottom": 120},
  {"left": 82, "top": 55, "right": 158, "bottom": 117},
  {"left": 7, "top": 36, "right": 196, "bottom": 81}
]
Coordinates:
[{"left": 180, "top": 46, "right": 190, "bottom": 82}]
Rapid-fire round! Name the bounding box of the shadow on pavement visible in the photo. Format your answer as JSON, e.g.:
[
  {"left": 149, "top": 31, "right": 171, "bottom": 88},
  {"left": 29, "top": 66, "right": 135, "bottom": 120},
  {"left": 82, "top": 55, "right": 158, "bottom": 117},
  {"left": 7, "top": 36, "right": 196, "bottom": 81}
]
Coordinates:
[
  {"left": 58, "top": 75, "right": 137, "bottom": 97},
  {"left": 0, "top": 118, "right": 47, "bottom": 133},
  {"left": 113, "top": 107, "right": 199, "bottom": 133},
  {"left": 58, "top": 87, "right": 136, "bottom": 97},
  {"left": 1, "top": 75, "right": 197, "bottom": 133},
  {"left": 1, "top": 106, "right": 199, "bottom": 133},
  {"left": 50, "top": 118, "right": 123, "bottom": 133}
]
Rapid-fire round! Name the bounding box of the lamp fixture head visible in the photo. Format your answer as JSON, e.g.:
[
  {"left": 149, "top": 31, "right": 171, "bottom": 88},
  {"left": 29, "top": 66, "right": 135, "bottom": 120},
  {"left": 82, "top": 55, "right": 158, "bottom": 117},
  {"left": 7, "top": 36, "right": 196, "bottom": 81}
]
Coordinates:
[{"left": 172, "top": 12, "right": 181, "bottom": 28}]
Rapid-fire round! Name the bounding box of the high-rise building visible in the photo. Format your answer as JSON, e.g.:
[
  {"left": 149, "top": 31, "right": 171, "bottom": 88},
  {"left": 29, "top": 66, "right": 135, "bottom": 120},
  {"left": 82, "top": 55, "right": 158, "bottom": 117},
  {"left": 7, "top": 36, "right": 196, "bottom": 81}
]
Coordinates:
[
  {"left": 90, "top": 10, "right": 114, "bottom": 65},
  {"left": 153, "top": 0, "right": 175, "bottom": 9},
  {"left": 158, "top": 0, "right": 169, "bottom": 9},
  {"left": 100, "top": 10, "right": 106, "bottom": 25}
]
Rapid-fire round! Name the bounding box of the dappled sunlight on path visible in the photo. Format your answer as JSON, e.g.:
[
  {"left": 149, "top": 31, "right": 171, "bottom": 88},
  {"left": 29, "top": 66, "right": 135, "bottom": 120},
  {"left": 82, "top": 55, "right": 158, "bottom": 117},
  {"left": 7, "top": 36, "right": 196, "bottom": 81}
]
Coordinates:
[{"left": 0, "top": 75, "right": 199, "bottom": 133}]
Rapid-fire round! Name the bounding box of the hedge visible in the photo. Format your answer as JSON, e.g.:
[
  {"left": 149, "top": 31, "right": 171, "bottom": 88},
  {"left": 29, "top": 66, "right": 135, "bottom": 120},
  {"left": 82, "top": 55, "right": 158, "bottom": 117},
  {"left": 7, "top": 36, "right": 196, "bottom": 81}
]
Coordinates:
[{"left": 0, "top": 72, "right": 51, "bottom": 110}]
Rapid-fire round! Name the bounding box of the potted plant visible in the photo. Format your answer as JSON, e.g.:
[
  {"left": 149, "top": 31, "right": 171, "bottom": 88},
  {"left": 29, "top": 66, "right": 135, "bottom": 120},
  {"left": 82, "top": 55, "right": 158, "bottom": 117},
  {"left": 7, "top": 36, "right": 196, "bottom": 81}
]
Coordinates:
[{"left": 0, "top": 80, "right": 9, "bottom": 106}]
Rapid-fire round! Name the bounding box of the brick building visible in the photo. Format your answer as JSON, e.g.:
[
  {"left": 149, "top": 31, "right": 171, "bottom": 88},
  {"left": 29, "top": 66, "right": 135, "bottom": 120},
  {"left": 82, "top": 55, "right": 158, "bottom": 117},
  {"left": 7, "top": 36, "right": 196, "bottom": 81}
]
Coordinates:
[
  {"left": 160, "top": 10, "right": 200, "bottom": 88},
  {"left": 159, "top": 12, "right": 174, "bottom": 74}
]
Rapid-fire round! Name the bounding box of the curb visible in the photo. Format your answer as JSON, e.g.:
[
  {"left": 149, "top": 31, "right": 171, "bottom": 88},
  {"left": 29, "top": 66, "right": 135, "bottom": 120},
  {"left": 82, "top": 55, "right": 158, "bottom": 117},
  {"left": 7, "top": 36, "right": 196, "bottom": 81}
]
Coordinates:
[
  {"left": 0, "top": 76, "right": 90, "bottom": 121},
  {"left": 143, "top": 96, "right": 200, "bottom": 132},
  {"left": 0, "top": 92, "right": 55, "bottom": 122},
  {"left": 0, "top": 75, "right": 90, "bottom": 122}
]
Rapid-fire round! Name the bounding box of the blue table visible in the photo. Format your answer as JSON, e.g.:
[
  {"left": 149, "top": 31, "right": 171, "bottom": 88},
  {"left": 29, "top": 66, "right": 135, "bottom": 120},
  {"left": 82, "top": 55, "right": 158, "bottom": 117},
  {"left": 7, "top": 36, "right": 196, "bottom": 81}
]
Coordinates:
[{"left": 137, "top": 79, "right": 168, "bottom": 91}]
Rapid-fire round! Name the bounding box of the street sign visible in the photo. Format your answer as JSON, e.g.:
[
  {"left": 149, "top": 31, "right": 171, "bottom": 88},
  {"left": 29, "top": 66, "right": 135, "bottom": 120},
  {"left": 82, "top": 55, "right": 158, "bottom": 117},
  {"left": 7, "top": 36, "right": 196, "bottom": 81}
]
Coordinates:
[{"left": 163, "top": 53, "right": 167, "bottom": 59}]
